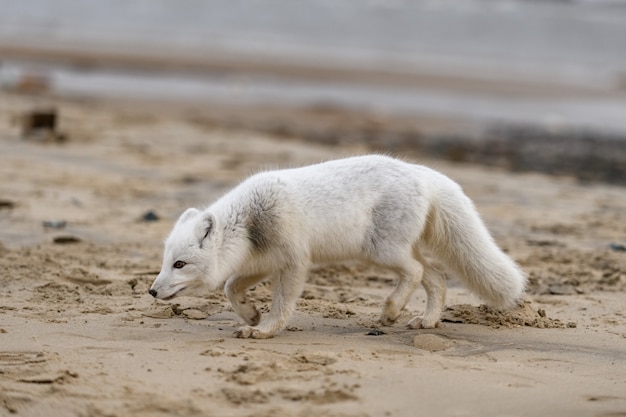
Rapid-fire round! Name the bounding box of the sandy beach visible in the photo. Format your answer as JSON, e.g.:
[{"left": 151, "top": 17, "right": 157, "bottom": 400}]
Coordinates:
[{"left": 0, "top": 92, "right": 625, "bottom": 417}]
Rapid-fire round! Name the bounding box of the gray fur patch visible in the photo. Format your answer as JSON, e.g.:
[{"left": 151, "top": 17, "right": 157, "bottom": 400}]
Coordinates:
[
  {"left": 365, "top": 193, "right": 414, "bottom": 254},
  {"left": 366, "top": 202, "right": 389, "bottom": 252},
  {"left": 246, "top": 192, "right": 279, "bottom": 253}
]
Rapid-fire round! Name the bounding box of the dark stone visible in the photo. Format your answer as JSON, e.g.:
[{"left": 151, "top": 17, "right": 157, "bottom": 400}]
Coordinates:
[{"left": 142, "top": 210, "right": 160, "bottom": 222}]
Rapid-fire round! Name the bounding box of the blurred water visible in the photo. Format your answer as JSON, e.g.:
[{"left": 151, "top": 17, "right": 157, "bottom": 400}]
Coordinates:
[
  {"left": 2, "top": 64, "right": 616, "bottom": 134},
  {"left": 2, "top": 0, "right": 626, "bottom": 132}
]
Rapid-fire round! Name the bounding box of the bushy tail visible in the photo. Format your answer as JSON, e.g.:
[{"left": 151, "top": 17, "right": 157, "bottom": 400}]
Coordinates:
[{"left": 423, "top": 180, "right": 526, "bottom": 309}]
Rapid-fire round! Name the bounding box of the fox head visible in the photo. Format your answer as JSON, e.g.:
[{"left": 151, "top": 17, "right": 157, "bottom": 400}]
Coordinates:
[{"left": 149, "top": 208, "right": 221, "bottom": 300}]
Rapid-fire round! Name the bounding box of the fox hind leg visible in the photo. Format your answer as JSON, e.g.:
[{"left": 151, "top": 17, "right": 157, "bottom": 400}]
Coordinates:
[
  {"left": 379, "top": 257, "right": 423, "bottom": 326},
  {"left": 408, "top": 261, "right": 447, "bottom": 329}
]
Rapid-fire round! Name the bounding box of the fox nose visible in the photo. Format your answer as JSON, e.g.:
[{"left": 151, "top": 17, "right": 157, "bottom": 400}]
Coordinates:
[{"left": 149, "top": 289, "right": 158, "bottom": 297}]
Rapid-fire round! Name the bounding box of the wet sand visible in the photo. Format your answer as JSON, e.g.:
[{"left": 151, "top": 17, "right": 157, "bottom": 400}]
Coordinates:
[{"left": 0, "top": 93, "right": 625, "bottom": 417}]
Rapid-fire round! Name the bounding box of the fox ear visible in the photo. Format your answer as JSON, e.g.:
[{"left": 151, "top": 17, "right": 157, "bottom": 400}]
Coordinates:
[
  {"left": 195, "top": 212, "right": 216, "bottom": 247},
  {"left": 177, "top": 208, "right": 200, "bottom": 225}
]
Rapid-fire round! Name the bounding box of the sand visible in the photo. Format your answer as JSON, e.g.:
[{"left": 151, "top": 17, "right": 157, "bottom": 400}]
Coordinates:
[{"left": 0, "top": 93, "right": 625, "bottom": 417}]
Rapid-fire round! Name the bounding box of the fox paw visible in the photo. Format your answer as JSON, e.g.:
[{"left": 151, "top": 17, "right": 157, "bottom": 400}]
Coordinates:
[
  {"left": 380, "top": 302, "right": 401, "bottom": 326},
  {"left": 407, "top": 316, "right": 440, "bottom": 329},
  {"left": 380, "top": 308, "right": 400, "bottom": 326},
  {"left": 379, "top": 313, "right": 399, "bottom": 326},
  {"left": 234, "top": 326, "right": 273, "bottom": 339}
]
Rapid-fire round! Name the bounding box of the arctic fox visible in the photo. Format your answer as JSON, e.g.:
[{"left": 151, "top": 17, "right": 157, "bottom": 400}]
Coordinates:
[{"left": 149, "top": 155, "right": 526, "bottom": 339}]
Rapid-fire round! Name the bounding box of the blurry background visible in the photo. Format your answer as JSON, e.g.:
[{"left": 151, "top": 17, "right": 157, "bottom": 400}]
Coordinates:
[{"left": 1, "top": 0, "right": 626, "bottom": 182}]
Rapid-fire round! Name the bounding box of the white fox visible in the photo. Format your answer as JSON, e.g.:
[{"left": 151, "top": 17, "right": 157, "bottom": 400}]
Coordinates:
[{"left": 149, "top": 155, "right": 526, "bottom": 339}]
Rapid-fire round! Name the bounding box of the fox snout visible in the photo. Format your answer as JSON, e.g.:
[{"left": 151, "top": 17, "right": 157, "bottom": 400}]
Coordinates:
[
  {"left": 148, "top": 272, "right": 166, "bottom": 299},
  {"left": 148, "top": 285, "right": 176, "bottom": 300},
  {"left": 148, "top": 272, "right": 184, "bottom": 300}
]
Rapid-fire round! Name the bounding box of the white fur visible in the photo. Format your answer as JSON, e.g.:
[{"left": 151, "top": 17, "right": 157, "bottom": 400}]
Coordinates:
[{"left": 149, "top": 155, "right": 526, "bottom": 338}]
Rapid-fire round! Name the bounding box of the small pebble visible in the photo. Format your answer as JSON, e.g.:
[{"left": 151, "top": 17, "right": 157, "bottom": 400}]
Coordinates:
[
  {"left": 609, "top": 243, "right": 626, "bottom": 252},
  {"left": 142, "top": 210, "right": 160, "bottom": 222},
  {"left": 53, "top": 235, "right": 81, "bottom": 244},
  {"left": 0, "top": 199, "right": 15, "bottom": 209},
  {"left": 43, "top": 220, "right": 67, "bottom": 229}
]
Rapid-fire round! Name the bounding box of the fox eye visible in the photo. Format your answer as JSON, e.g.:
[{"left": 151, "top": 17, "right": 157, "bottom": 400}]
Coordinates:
[{"left": 173, "top": 260, "right": 187, "bottom": 269}]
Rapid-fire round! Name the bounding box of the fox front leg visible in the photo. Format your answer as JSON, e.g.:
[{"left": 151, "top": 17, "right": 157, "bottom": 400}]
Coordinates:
[
  {"left": 234, "top": 264, "right": 307, "bottom": 339},
  {"left": 224, "top": 274, "right": 266, "bottom": 326}
]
